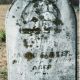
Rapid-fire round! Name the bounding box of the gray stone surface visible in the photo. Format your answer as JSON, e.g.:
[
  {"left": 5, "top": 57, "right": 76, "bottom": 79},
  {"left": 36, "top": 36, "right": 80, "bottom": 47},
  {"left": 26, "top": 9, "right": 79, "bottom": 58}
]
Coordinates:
[{"left": 5, "top": 0, "right": 77, "bottom": 80}]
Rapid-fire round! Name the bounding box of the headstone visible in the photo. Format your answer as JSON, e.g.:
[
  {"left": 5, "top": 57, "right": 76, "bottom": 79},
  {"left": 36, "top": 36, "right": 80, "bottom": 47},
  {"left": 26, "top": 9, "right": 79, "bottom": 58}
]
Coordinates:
[{"left": 5, "top": 0, "right": 77, "bottom": 80}]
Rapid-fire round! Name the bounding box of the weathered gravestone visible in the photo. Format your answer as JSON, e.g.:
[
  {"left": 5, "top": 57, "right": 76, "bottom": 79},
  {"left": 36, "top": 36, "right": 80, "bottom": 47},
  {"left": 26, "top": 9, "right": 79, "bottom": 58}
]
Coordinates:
[{"left": 5, "top": 0, "right": 77, "bottom": 80}]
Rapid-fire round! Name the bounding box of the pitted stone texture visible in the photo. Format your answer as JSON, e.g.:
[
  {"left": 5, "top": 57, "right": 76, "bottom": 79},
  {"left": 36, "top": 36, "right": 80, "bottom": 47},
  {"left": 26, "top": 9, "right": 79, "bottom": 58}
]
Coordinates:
[{"left": 5, "top": 0, "right": 77, "bottom": 80}]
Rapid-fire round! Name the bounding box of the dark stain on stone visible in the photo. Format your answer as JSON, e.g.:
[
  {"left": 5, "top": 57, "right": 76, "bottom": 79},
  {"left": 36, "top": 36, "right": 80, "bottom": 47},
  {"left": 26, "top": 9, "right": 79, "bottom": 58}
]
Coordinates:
[
  {"left": 43, "top": 72, "right": 46, "bottom": 75},
  {"left": 41, "top": 35, "right": 44, "bottom": 38},
  {"left": 65, "top": 50, "right": 70, "bottom": 53},
  {"left": 12, "top": 15, "right": 15, "bottom": 18},
  {"left": 12, "top": 60, "right": 17, "bottom": 64},
  {"left": 66, "top": 32, "right": 70, "bottom": 39},
  {"left": 69, "top": 54, "right": 72, "bottom": 56},
  {"left": 30, "top": 34, "right": 33, "bottom": 36},
  {"left": 19, "top": 28, "right": 21, "bottom": 33},
  {"left": 16, "top": 23, "right": 20, "bottom": 26},
  {"left": 61, "top": 50, "right": 69, "bottom": 57},
  {"left": 32, "top": 66, "right": 37, "bottom": 70},
  {"left": 40, "top": 54, "right": 49, "bottom": 59},
  {"left": 20, "top": 73, "right": 23, "bottom": 75},
  {"left": 34, "top": 72, "right": 40, "bottom": 75},
  {"left": 69, "top": 58, "right": 71, "bottom": 61},
  {"left": 17, "top": 6, "right": 20, "bottom": 9},
  {"left": 49, "top": 59, "right": 52, "bottom": 63},
  {"left": 37, "top": 37, "right": 40, "bottom": 40},
  {"left": 32, "top": 0, "right": 38, "bottom": 3},
  {"left": 24, "top": 52, "right": 35, "bottom": 61},
  {"left": 49, "top": 52, "right": 54, "bottom": 58},
  {"left": 47, "top": 65, "right": 52, "bottom": 70},
  {"left": 44, "top": 27, "right": 51, "bottom": 33},
  {"left": 66, "top": 32, "right": 70, "bottom": 36},
  {"left": 35, "top": 9, "right": 41, "bottom": 15},
  {"left": 60, "top": 75, "right": 73, "bottom": 80},
  {"left": 54, "top": 27, "right": 62, "bottom": 33},
  {"left": 21, "top": 29, "right": 30, "bottom": 34},
  {"left": 39, "top": 78, "right": 46, "bottom": 80},
  {"left": 56, "top": 51, "right": 60, "bottom": 57},
  {"left": 33, "top": 26, "right": 36, "bottom": 29},
  {"left": 48, "top": 0, "right": 54, "bottom": 4},
  {"left": 33, "top": 2, "right": 38, "bottom": 7},
  {"left": 30, "top": 45, "right": 33, "bottom": 47},
  {"left": 21, "top": 27, "right": 41, "bottom": 34},
  {"left": 32, "top": 41, "right": 34, "bottom": 44},
  {"left": 39, "top": 15, "right": 44, "bottom": 20},
  {"left": 31, "top": 17, "right": 38, "bottom": 22},
  {"left": 40, "top": 53, "right": 44, "bottom": 58},
  {"left": 32, "top": 0, "right": 42, "bottom": 3},
  {"left": 60, "top": 76, "right": 66, "bottom": 80},
  {"left": 44, "top": 54, "right": 48, "bottom": 59},
  {"left": 54, "top": 42, "right": 58, "bottom": 47},
  {"left": 34, "top": 27, "right": 41, "bottom": 34},
  {"left": 38, "top": 65, "right": 41, "bottom": 69},
  {"left": 23, "top": 39, "right": 28, "bottom": 48},
  {"left": 43, "top": 65, "right": 46, "bottom": 69},
  {"left": 23, "top": 20, "right": 27, "bottom": 24},
  {"left": 35, "top": 31, "right": 40, "bottom": 34},
  {"left": 44, "top": 36, "right": 47, "bottom": 39},
  {"left": 25, "top": 13, "right": 27, "bottom": 15},
  {"left": 53, "top": 18, "right": 63, "bottom": 26},
  {"left": 36, "top": 46, "right": 39, "bottom": 47}
]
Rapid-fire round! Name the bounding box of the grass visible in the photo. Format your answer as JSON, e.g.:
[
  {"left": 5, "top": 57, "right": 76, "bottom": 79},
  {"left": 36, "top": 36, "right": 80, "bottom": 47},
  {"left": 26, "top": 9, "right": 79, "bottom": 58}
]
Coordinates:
[
  {"left": 0, "top": 67, "right": 8, "bottom": 80},
  {"left": 0, "top": 30, "right": 6, "bottom": 42}
]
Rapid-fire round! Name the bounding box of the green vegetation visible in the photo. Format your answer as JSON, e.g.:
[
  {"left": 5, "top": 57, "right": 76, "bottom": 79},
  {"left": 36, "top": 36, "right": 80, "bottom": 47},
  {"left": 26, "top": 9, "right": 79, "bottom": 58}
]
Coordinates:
[
  {"left": 0, "top": 0, "right": 12, "bottom": 4},
  {"left": 0, "top": 31, "right": 6, "bottom": 42},
  {"left": 0, "top": 67, "right": 8, "bottom": 80}
]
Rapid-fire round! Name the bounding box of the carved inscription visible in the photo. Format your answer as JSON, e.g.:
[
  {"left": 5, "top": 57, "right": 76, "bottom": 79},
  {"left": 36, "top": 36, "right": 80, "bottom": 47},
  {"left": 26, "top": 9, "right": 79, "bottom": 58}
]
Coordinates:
[{"left": 6, "top": 0, "right": 76, "bottom": 80}]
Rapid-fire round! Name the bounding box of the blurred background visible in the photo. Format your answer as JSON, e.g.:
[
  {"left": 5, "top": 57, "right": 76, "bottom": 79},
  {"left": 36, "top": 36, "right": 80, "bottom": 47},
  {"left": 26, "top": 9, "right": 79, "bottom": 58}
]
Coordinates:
[{"left": 0, "top": 0, "right": 79, "bottom": 80}]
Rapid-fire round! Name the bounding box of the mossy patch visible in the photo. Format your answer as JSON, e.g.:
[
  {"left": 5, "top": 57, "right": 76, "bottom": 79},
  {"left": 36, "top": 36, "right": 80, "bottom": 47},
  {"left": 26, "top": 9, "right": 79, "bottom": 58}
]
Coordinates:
[
  {"left": 53, "top": 18, "right": 63, "bottom": 26},
  {"left": 54, "top": 27, "right": 62, "bottom": 33},
  {"left": 24, "top": 52, "right": 35, "bottom": 61},
  {"left": 49, "top": 52, "right": 55, "bottom": 58}
]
